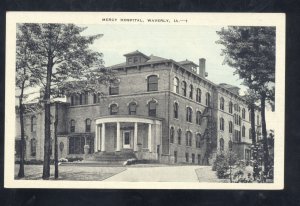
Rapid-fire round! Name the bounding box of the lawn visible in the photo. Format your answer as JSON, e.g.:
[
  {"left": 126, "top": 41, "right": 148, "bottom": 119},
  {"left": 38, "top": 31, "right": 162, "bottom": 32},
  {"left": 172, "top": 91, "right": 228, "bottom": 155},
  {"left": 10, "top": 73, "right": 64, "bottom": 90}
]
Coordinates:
[{"left": 14, "top": 164, "right": 126, "bottom": 181}]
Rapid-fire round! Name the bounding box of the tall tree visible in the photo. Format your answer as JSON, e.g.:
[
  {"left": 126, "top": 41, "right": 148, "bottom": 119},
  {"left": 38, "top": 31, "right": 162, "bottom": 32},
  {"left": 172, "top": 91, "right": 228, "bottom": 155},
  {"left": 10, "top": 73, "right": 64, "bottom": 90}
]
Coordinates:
[
  {"left": 16, "top": 25, "right": 42, "bottom": 177},
  {"left": 17, "top": 23, "right": 113, "bottom": 179},
  {"left": 216, "top": 26, "right": 275, "bottom": 176}
]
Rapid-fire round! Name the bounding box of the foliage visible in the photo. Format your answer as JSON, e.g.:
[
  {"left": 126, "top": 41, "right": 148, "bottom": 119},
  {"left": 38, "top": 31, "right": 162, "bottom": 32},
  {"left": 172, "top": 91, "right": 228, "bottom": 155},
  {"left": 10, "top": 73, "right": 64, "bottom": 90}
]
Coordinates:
[
  {"left": 16, "top": 23, "right": 116, "bottom": 179},
  {"left": 66, "top": 157, "right": 83, "bottom": 162},
  {"left": 212, "top": 151, "right": 238, "bottom": 179}
]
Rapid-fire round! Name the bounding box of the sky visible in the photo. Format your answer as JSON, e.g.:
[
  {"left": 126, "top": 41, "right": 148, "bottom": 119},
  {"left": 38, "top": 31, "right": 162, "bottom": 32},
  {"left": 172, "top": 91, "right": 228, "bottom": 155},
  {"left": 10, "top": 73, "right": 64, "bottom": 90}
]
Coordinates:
[{"left": 81, "top": 24, "right": 276, "bottom": 131}]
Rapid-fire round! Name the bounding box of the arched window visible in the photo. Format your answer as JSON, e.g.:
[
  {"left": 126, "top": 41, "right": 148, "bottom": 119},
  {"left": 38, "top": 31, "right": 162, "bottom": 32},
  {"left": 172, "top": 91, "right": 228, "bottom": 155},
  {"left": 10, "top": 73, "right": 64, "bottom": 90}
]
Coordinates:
[
  {"left": 129, "top": 102, "right": 137, "bottom": 115},
  {"left": 174, "top": 102, "right": 179, "bottom": 119},
  {"left": 170, "top": 127, "right": 175, "bottom": 143},
  {"left": 219, "top": 118, "right": 224, "bottom": 131},
  {"left": 189, "top": 84, "right": 193, "bottom": 99},
  {"left": 85, "top": 118, "right": 91, "bottom": 132},
  {"left": 205, "top": 92, "right": 211, "bottom": 106},
  {"left": 196, "top": 111, "right": 202, "bottom": 125},
  {"left": 186, "top": 131, "right": 192, "bottom": 146},
  {"left": 242, "top": 108, "right": 246, "bottom": 119},
  {"left": 30, "top": 138, "right": 37, "bottom": 156},
  {"left": 177, "top": 129, "right": 182, "bottom": 145},
  {"left": 110, "top": 104, "right": 118, "bottom": 115},
  {"left": 229, "top": 101, "right": 233, "bottom": 114},
  {"left": 196, "top": 88, "right": 202, "bottom": 103},
  {"left": 182, "top": 81, "right": 187, "bottom": 96},
  {"left": 220, "top": 97, "right": 224, "bottom": 110},
  {"left": 186, "top": 107, "right": 193, "bottom": 122},
  {"left": 196, "top": 133, "right": 201, "bottom": 148},
  {"left": 228, "top": 140, "right": 233, "bottom": 151},
  {"left": 229, "top": 121, "right": 233, "bottom": 133},
  {"left": 147, "top": 75, "right": 158, "bottom": 91},
  {"left": 242, "top": 126, "right": 246, "bottom": 137},
  {"left": 174, "top": 77, "right": 179, "bottom": 93},
  {"left": 257, "top": 115, "right": 260, "bottom": 125},
  {"left": 71, "top": 95, "right": 75, "bottom": 106},
  {"left": 148, "top": 101, "right": 157, "bottom": 117},
  {"left": 31, "top": 116, "right": 37, "bottom": 132},
  {"left": 70, "top": 119, "right": 75, "bottom": 133},
  {"left": 220, "top": 138, "right": 224, "bottom": 151}
]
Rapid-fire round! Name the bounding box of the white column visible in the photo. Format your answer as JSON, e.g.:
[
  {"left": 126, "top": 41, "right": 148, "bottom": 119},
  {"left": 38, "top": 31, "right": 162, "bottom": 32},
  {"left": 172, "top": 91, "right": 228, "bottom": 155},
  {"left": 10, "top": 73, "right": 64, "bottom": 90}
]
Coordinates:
[
  {"left": 134, "top": 122, "right": 138, "bottom": 152},
  {"left": 116, "top": 122, "right": 121, "bottom": 151},
  {"left": 148, "top": 123, "right": 152, "bottom": 152},
  {"left": 97, "top": 125, "right": 101, "bottom": 151},
  {"left": 101, "top": 123, "right": 106, "bottom": 151},
  {"left": 94, "top": 124, "right": 98, "bottom": 152}
]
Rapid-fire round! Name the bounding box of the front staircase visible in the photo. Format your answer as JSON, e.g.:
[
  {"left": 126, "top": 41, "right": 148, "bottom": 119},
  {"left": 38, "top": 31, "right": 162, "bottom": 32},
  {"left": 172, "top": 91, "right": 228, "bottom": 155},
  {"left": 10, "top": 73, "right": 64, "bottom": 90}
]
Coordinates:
[{"left": 62, "top": 149, "right": 137, "bottom": 166}]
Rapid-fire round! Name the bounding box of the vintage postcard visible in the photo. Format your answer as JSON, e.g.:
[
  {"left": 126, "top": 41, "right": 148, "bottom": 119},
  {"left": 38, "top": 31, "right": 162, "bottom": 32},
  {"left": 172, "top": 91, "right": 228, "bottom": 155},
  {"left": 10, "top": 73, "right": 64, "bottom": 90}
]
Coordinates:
[{"left": 5, "top": 12, "right": 285, "bottom": 189}]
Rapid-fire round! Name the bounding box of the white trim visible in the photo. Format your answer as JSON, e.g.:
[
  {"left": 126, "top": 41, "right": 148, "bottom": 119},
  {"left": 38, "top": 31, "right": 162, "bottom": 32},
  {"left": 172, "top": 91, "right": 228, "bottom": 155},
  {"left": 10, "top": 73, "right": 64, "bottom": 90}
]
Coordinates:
[
  {"left": 127, "top": 100, "right": 138, "bottom": 107},
  {"left": 108, "top": 101, "right": 119, "bottom": 108},
  {"left": 95, "top": 116, "right": 161, "bottom": 125},
  {"left": 145, "top": 73, "right": 160, "bottom": 80},
  {"left": 147, "top": 98, "right": 158, "bottom": 105}
]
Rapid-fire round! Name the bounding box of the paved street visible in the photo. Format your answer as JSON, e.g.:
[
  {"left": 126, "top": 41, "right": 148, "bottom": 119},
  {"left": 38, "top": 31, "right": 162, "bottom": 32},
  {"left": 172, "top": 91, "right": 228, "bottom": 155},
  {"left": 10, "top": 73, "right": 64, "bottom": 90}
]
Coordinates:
[{"left": 104, "top": 165, "right": 212, "bottom": 182}]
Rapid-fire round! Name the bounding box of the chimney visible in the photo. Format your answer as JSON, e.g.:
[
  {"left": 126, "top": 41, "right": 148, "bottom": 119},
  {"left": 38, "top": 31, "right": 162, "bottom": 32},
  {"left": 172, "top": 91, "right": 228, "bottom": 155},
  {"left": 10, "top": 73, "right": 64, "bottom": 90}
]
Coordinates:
[{"left": 199, "top": 58, "right": 206, "bottom": 77}]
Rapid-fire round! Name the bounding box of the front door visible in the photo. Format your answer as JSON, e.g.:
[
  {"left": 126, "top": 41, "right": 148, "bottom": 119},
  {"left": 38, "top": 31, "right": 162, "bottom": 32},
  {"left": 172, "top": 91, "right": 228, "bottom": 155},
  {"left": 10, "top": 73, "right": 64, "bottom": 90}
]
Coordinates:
[{"left": 123, "top": 131, "right": 131, "bottom": 149}]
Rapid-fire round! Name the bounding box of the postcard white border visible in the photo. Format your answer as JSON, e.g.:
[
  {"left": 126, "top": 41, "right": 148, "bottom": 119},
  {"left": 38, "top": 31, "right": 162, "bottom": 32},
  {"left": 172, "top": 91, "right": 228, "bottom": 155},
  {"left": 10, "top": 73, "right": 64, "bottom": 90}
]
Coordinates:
[{"left": 5, "top": 12, "right": 285, "bottom": 189}]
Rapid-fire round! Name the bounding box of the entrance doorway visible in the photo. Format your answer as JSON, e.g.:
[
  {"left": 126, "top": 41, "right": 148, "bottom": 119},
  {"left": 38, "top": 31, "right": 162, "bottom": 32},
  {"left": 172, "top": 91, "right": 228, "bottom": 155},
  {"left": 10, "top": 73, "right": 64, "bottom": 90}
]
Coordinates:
[{"left": 123, "top": 131, "right": 131, "bottom": 149}]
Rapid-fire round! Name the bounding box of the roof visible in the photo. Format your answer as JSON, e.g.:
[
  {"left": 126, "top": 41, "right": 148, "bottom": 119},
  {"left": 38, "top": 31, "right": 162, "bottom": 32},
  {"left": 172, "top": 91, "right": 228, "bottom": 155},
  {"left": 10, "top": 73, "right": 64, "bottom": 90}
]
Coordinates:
[
  {"left": 219, "top": 83, "right": 240, "bottom": 89},
  {"left": 123, "top": 50, "right": 150, "bottom": 59},
  {"left": 178, "top": 60, "right": 198, "bottom": 67},
  {"left": 109, "top": 54, "right": 168, "bottom": 68}
]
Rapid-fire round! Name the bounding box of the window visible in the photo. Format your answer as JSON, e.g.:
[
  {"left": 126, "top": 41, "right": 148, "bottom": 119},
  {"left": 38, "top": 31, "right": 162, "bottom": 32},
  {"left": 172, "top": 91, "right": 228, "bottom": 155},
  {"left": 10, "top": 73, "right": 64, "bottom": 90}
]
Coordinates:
[
  {"left": 70, "top": 119, "right": 75, "bottom": 133},
  {"left": 228, "top": 140, "right": 233, "bottom": 151},
  {"left": 177, "top": 129, "right": 182, "bottom": 145},
  {"left": 174, "top": 102, "right": 179, "bottom": 119},
  {"left": 234, "top": 130, "right": 241, "bottom": 142},
  {"left": 196, "top": 111, "right": 201, "bottom": 125},
  {"left": 129, "top": 102, "right": 137, "bottom": 115},
  {"left": 93, "top": 93, "right": 100, "bottom": 104},
  {"left": 257, "top": 115, "right": 260, "bottom": 125},
  {"left": 110, "top": 104, "right": 118, "bottom": 115},
  {"left": 182, "top": 81, "right": 187, "bottom": 96},
  {"left": 189, "top": 84, "right": 193, "bottom": 99},
  {"left": 186, "top": 107, "right": 193, "bottom": 122},
  {"left": 229, "top": 121, "right": 233, "bottom": 133},
  {"left": 239, "top": 116, "right": 241, "bottom": 126},
  {"left": 148, "top": 101, "right": 157, "bottom": 117},
  {"left": 192, "top": 153, "right": 195, "bottom": 163},
  {"left": 85, "top": 119, "right": 91, "bottom": 132},
  {"left": 219, "top": 118, "right": 224, "bottom": 131},
  {"left": 30, "top": 138, "right": 37, "bottom": 156},
  {"left": 196, "top": 88, "right": 201, "bottom": 103},
  {"left": 249, "top": 128, "right": 252, "bottom": 139},
  {"left": 249, "top": 111, "right": 251, "bottom": 122},
  {"left": 84, "top": 92, "right": 88, "bottom": 104},
  {"left": 170, "top": 127, "right": 174, "bottom": 143},
  {"left": 220, "top": 97, "right": 224, "bottom": 110},
  {"left": 229, "top": 101, "right": 233, "bottom": 114},
  {"left": 133, "top": 56, "right": 138, "bottom": 63},
  {"left": 147, "top": 75, "right": 158, "bottom": 91},
  {"left": 79, "top": 93, "right": 83, "bottom": 105},
  {"left": 109, "top": 86, "right": 119, "bottom": 95},
  {"left": 31, "top": 116, "right": 37, "bottom": 132},
  {"left": 205, "top": 92, "right": 211, "bottom": 106},
  {"left": 185, "top": 152, "right": 189, "bottom": 162},
  {"left": 242, "top": 126, "right": 245, "bottom": 137},
  {"left": 242, "top": 108, "right": 246, "bottom": 119},
  {"left": 68, "top": 136, "right": 85, "bottom": 154},
  {"left": 186, "top": 131, "right": 192, "bottom": 146},
  {"left": 220, "top": 138, "right": 224, "bottom": 151},
  {"left": 174, "top": 77, "right": 179, "bottom": 93},
  {"left": 196, "top": 133, "right": 201, "bottom": 148},
  {"left": 71, "top": 95, "right": 75, "bottom": 106}
]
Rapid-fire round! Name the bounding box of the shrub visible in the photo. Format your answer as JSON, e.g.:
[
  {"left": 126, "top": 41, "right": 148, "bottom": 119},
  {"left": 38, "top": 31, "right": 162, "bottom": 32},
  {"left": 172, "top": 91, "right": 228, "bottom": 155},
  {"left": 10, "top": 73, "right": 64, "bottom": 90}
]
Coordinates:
[
  {"left": 213, "top": 151, "right": 238, "bottom": 179},
  {"left": 66, "top": 157, "right": 83, "bottom": 162}
]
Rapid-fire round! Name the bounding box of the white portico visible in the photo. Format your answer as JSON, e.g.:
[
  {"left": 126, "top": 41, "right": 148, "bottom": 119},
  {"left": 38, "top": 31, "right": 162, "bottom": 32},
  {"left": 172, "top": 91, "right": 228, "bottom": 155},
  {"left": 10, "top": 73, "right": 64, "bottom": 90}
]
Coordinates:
[{"left": 94, "top": 116, "right": 162, "bottom": 158}]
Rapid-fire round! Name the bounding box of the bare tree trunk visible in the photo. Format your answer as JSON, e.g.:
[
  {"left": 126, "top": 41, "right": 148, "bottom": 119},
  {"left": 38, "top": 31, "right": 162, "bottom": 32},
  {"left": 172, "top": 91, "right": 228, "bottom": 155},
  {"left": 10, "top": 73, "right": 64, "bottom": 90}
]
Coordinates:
[
  {"left": 261, "top": 93, "right": 270, "bottom": 176},
  {"left": 17, "top": 91, "right": 25, "bottom": 178},
  {"left": 250, "top": 104, "right": 256, "bottom": 145},
  {"left": 42, "top": 62, "right": 52, "bottom": 180},
  {"left": 54, "top": 102, "right": 58, "bottom": 179}
]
